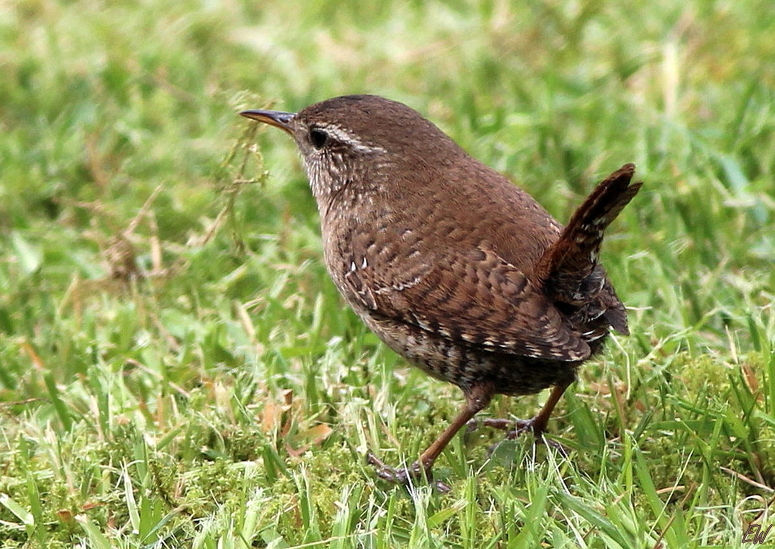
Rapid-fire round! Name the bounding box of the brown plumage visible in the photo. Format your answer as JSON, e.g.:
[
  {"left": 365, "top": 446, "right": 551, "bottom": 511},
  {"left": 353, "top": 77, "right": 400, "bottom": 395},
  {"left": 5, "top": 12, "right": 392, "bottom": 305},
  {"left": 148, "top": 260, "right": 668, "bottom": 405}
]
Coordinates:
[{"left": 241, "top": 95, "right": 642, "bottom": 488}]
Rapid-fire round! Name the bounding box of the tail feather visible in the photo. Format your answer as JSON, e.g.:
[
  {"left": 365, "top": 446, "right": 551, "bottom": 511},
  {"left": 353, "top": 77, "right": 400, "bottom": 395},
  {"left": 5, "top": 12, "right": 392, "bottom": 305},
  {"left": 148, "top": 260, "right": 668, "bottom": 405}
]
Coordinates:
[{"left": 535, "top": 164, "right": 642, "bottom": 308}]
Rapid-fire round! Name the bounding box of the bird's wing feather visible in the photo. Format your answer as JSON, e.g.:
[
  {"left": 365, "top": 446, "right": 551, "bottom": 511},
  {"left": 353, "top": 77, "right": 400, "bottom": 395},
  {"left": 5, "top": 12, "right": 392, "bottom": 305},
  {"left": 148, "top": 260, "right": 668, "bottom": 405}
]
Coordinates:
[{"left": 342, "top": 242, "right": 591, "bottom": 362}]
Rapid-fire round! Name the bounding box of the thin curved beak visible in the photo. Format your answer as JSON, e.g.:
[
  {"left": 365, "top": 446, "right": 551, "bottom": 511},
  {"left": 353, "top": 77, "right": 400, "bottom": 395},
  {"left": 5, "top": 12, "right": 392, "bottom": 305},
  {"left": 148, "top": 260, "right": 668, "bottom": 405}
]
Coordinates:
[{"left": 240, "top": 109, "right": 295, "bottom": 135}]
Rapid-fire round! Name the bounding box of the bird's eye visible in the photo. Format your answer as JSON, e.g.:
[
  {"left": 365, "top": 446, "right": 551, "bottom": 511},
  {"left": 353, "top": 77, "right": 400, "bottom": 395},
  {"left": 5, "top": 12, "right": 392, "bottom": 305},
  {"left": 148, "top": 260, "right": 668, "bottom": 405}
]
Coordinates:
[{"left": 309, "top": 128, "right": 328, "bottom": 149}]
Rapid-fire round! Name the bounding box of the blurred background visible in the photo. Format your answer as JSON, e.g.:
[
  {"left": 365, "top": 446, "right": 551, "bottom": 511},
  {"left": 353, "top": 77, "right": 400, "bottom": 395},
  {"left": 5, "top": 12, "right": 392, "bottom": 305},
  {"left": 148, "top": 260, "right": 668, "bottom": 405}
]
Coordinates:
[{"left": 1, "top": 0, "right": 773, "bottom": 547}]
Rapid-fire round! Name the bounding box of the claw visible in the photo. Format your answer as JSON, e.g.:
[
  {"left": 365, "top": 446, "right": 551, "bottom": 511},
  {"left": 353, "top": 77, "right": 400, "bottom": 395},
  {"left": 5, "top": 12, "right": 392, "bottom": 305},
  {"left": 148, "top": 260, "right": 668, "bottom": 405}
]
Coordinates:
[
  {"left": 479, "top": 417, "right": 571, "bottom": 457},
  {"left": 366, "top": 453, "right": 450, "bottom": 493}
]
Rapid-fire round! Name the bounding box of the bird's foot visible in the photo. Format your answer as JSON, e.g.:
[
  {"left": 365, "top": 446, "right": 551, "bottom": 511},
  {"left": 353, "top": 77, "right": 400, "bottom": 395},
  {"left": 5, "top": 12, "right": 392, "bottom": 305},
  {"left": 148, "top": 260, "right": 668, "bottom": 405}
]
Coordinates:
[
  {"left": 468, "top": 417, "right": 569, "bottom": 457},
  {"left": 367, "top": 453, "right": 450, "bottom": 493}
]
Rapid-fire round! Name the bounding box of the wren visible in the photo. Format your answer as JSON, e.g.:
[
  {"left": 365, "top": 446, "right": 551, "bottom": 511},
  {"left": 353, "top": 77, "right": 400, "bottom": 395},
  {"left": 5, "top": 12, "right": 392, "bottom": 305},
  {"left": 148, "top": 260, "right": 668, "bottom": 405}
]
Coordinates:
[{"left": 241, "top": 95, "right": 641, "bottom": 488}]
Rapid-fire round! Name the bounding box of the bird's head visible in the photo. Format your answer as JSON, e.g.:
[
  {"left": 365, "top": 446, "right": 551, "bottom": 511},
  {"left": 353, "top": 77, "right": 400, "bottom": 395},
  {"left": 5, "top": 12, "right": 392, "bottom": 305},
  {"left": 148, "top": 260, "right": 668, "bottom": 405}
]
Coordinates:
[{"left": 241, "top": 95, "right": 458, "bottom": 200}]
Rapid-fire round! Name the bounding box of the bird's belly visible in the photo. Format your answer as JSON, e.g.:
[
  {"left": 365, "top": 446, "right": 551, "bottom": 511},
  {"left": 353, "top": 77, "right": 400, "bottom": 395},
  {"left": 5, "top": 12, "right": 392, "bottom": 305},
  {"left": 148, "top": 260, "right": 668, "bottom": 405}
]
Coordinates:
[{"left": 355, "top": 306, "right": 579, "bottom": 396}]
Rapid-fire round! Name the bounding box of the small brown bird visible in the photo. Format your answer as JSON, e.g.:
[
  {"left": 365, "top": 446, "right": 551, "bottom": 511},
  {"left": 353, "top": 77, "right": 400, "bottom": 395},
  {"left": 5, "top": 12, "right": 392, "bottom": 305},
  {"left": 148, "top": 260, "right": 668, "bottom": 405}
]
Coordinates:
[{"left": 241, "top": 95, "right": 641, "bottom": 487}]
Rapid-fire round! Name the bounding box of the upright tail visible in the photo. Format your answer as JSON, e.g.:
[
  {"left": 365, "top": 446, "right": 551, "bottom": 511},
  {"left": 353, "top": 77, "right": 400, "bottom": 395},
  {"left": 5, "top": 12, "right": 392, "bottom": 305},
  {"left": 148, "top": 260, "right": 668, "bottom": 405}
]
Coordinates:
[{"left": 534, "top": 164, "right": 642, "bottom": 331}]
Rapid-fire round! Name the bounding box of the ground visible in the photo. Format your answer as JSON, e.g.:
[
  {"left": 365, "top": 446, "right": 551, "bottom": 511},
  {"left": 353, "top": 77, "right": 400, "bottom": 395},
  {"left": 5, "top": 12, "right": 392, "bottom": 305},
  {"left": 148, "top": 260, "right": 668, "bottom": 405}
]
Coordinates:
[{"left": 0, "top": 0, "right": 774, "bottom": 547}]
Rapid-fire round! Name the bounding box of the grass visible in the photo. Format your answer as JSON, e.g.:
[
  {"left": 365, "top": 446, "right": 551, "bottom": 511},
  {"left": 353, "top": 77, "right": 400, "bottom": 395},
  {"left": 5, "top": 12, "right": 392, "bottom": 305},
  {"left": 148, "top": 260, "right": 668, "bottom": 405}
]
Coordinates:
[{"left": 1, "top": 0, "right": 774, "bottom": 547}]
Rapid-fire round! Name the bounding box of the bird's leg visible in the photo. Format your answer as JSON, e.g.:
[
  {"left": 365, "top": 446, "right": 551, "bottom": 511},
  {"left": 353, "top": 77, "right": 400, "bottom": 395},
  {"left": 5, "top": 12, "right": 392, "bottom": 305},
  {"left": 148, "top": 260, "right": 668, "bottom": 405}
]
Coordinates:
[
  {"left": 470, "top": 382, "right": 571, "bottom": 454},
  {"left": 368, "top": 384, "right": 493, "bottom": 491},
  {"left": 515, "top": 381, "right": 570, "bottom": 437}
]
